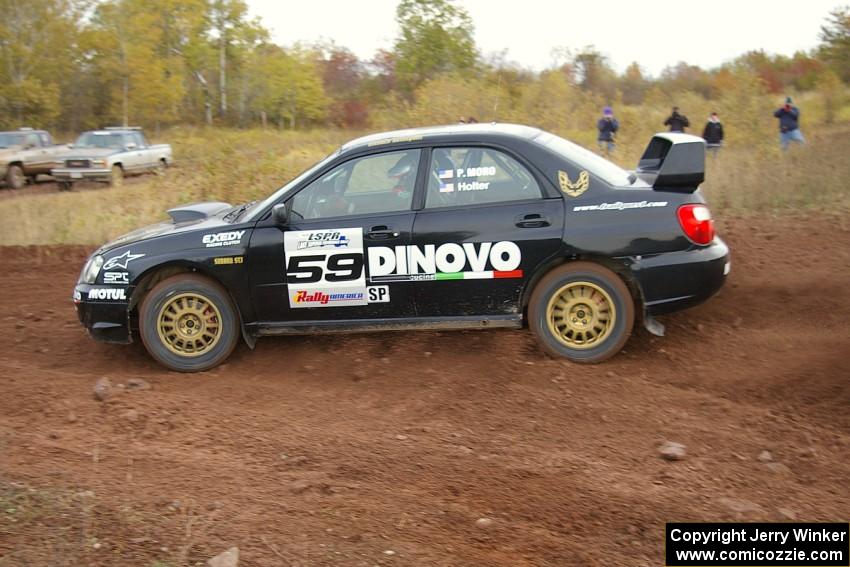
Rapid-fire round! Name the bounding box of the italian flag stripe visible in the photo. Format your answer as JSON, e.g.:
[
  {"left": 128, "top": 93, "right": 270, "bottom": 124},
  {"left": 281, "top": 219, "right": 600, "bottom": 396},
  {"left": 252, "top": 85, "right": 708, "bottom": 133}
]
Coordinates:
[{"left": 435, "top": 270, "right": 523, "bottom": 280}]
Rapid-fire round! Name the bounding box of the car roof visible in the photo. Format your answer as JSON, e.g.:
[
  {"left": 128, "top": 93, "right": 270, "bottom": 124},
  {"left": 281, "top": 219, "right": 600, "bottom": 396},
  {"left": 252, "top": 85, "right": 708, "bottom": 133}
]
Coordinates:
[
  {"left": 82, "top": 130, "right": 137, "bottom": 135},
  {"left": 341, "top": 123, "right": 543, "bottom": 153}
]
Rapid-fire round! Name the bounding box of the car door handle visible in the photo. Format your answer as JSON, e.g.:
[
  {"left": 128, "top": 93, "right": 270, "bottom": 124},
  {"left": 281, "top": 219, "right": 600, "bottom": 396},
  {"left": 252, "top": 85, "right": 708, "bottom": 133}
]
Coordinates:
[
  {"left": 366, "top": 225, "right": 400, "bottom": 240},
  {"left": 515, "top": 214, "right": 550, "bottom": 228}
]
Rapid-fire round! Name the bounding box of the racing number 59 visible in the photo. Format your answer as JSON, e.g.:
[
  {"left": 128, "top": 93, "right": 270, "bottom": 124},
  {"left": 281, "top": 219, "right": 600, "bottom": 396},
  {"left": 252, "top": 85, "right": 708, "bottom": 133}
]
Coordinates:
[{"left": 286, "top": 253, "right": 364, "bottom": 284}]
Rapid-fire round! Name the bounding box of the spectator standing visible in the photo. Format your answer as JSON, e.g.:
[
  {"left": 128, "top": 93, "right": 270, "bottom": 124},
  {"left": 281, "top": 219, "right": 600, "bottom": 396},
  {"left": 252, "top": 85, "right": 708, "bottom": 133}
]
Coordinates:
[
  {"left": 702, "top": 112, "right": 724, "bottom": 157},
  {"left": 596, "top": 106, "right": 619, "bottom": 155},
  {"left": 774, "top": 96, "right": 805, "bottom": 150},
  {"left": 664, "top": 106, "right": 690, "bottom": 132}
]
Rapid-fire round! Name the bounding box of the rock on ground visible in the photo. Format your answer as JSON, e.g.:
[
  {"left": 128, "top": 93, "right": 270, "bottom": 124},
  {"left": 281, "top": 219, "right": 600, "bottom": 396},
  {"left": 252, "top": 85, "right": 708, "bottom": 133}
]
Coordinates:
[
  {"left": 208, "top": 547, "right": 239, "bottom": 567},
  {"left": 659, "top": 441, "right": 687, "bottom": 461}
]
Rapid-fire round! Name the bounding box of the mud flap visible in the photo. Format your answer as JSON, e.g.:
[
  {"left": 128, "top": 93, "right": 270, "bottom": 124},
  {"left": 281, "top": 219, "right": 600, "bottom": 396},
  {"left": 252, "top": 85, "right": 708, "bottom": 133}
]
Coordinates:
[
  {"left": 643, "top": 313, "right": 665, "bottom": 337},
  {"left": 241, "top": 325, "right": 256, "bottom": 349}
]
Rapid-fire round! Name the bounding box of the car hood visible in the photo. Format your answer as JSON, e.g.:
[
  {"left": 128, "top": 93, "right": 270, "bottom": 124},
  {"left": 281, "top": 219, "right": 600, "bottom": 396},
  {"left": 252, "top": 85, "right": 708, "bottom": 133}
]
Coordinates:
[
  {"left": 0, "top": 146, "right": 24, "bottom": 157},
  {"left": 64, "top": 148, "right": 122, "bottom": 160},
  {"left": 95, "top": 202, "right": 236, "bottom": 255}
]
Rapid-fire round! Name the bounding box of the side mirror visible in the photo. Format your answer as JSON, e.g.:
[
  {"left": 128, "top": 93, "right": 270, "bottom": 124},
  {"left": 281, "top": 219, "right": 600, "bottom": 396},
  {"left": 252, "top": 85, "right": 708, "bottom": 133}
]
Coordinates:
[
  {"left": 125, "top": 142, "right": 137, "bottom": 150},
  {"left": 272, "top": 203, "right": 289, "bottom": 225}
]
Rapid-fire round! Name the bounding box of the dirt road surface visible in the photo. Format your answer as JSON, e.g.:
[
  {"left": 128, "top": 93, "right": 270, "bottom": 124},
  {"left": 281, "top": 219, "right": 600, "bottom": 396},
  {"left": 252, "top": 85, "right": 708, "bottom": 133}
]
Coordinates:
[{"left": 1, "top": 214, "right": 848, "bottom": 566}]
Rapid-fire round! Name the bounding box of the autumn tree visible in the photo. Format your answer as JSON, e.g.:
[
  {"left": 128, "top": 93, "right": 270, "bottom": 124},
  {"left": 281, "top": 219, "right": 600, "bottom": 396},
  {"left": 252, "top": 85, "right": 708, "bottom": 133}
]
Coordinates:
[
  {"left": 819, "top": 5, "right": 850, "bottom": 82},
  {"left": 243, "top": 45, "right": 327, "bottom": 129},
  {"left": 0, "top": 0, "right": 85, "bottom": 128},
  {"left": 393, "top": 0, "right": 477, "bottom": 95}
]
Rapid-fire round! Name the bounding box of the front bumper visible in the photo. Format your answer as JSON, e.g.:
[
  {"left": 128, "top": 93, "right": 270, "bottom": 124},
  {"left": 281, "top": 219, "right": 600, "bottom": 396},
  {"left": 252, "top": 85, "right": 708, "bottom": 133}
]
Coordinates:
[
  {"left": 73, "top": 284, "right": 133, "bottom": 344},
  {"left": 630, "top": 237, "right": 730, "bottom": 316},
  {"left": 52, "top": 168, "right": 112, "bottom": 182}
]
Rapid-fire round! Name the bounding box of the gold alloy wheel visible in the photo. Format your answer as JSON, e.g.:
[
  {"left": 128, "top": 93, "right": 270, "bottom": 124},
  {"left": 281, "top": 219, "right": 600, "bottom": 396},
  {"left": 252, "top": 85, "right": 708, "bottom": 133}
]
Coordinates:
[
  {"left": 546, "top": 281, "right": 616, "bottom": 350},
  {"left": 157, "top": 292, "right": 222, "bottom": 357}
]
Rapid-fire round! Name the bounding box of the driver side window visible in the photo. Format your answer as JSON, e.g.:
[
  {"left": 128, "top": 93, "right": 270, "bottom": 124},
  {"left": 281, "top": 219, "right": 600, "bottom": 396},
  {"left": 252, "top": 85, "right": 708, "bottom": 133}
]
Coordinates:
[{"left": 290, "top": 149, "right": 420, "bottom": 220}]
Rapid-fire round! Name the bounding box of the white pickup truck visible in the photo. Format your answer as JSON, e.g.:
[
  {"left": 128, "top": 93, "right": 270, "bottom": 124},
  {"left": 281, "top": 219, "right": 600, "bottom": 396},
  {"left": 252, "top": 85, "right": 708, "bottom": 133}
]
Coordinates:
[
  {"left": 51, "top": 127, "right": 172, "bottom": 190},
  {"left": 0, "top": 128, "right": 71, "bottom": 189}
]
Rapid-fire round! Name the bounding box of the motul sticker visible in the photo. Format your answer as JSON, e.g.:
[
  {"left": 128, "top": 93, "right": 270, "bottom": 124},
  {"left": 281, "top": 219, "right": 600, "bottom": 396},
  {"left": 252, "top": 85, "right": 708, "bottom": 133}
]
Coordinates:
[{"left": 88, "top": 288, "right": 127, "bottom": 301}]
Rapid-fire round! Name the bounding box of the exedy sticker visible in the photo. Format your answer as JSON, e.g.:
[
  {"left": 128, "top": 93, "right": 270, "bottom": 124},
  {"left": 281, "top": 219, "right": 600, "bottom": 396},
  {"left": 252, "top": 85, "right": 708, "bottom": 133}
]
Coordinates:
[
  {"left": 103, "top": 250, "right": 144, "bottom": 271},
  {"left": 203, "top": 230, "right": 245, "bottom": 248},
  {"left": 558, "top": 170, "right": 589, "bottom": 197}
]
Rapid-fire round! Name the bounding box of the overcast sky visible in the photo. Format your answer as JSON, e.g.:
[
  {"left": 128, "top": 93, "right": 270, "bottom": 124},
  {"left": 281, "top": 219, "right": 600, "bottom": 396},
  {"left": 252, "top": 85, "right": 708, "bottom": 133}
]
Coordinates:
[{"left": 246, "top": 0, "right": 843, "bottom": 76}]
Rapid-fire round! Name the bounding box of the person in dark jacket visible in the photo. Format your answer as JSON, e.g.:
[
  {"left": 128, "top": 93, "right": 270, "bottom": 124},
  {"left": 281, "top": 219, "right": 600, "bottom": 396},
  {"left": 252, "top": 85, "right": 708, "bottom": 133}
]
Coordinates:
[
  {"left": 702, "top": 112, "right": 724, "bottom": 157},
  {"left": 596, "top": 106, "right": 619, "bottom": 155},
  {"left": 774, "top": 96, "right": 805, "bottom": 150},
  {"left": 664, "top": 106, "right": 690, "bottom": 132}
]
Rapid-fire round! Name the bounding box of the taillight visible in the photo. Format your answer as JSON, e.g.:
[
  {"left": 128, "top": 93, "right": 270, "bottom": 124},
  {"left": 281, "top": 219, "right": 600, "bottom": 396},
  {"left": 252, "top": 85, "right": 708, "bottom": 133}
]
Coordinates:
[{"left": 677, "top": 204, "right": 715, "bottom": 245}]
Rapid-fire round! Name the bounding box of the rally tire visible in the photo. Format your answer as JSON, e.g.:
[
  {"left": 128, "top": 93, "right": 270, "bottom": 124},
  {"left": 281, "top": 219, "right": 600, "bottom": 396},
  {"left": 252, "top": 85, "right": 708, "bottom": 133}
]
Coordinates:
[
  {"left": 6, "top": 165, "right": 25, "bottom": 189},
  {"left": 139, "top": 273, "right": 239, "bottom": 372},
  {"left": 529, "top": 261, "right": 634, "bottom": 363}
]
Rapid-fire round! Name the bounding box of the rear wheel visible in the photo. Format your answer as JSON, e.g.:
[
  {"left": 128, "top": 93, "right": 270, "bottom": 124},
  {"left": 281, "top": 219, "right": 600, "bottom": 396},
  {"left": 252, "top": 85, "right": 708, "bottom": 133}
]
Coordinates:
[
  {"left": 58, "top": 181, "right": 73, "bottom": 191},
  {"left": 139, "top": 274, "right": 240, "bottom": 372},
  {"left": 5, "top": 165, "right": 25, "bottom": 189},
  {"left": 529, "top": 262, "right": 634, "bottom": 363},
  {"left": 110, "top": 164, "right": 123, "bottom": 187}
]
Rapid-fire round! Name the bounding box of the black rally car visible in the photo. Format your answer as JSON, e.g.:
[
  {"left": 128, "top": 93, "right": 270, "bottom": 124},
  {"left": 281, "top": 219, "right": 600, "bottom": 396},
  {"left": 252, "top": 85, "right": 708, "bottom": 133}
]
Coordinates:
[{"left": 74, "top": 124, "right": 729, "bottom": 372}]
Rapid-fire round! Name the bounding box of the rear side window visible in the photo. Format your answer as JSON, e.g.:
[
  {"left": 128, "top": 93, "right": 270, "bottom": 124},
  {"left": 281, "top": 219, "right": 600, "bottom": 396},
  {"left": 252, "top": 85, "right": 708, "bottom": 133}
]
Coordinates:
[{"left": 425, "top": 147, "right": 541, "bottom": 209}]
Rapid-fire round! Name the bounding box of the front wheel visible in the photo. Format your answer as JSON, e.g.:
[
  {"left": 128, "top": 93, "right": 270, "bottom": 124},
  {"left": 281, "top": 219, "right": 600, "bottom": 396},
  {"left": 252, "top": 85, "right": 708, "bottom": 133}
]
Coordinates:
[
  {"left": 5, "top": 165, "right": 25, "bottom": 189},
  {"left": 139, "top": 274, "right": 240, "bottom": 372},
  {"left": 528, "top": 262, "right": 635, "bottom": 363},
  {"left": 110, "top": 164, "right": 123, "bottom": 188}
]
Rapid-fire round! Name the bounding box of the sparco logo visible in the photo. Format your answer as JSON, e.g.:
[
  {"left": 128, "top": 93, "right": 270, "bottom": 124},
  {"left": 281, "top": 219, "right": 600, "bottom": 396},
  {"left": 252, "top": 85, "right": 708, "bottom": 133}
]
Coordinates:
[
  {"left": 88, "top": 288, "right": 127, "bottom": 300},
  {"left": 202, "top": 230, "right": 245, "bottom": 248}
]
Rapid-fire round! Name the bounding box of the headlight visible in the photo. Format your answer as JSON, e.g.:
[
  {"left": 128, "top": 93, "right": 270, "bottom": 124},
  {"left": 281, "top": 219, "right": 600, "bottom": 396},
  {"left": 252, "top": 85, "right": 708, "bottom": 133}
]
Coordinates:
[
  {"left": 79, "top": 255, "right": 103, "bottom": 284},
  {"left": 91, "top": 159, "right": 107, "bottom": 167}
]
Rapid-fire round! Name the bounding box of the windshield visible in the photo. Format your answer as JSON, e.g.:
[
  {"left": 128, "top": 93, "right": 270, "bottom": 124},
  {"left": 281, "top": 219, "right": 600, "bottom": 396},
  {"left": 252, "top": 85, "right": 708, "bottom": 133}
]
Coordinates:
[
  {"left": 0, "top": 133, "right": 26, "bottom": 148},
  {"left": 244, "top": 148, "right": 341, "bottom": 221},
  {"left": 75, "top": 132, "right": 126, "bottom": 149},
  {"left": 535, "top": 132, "right": 634, "bottom": 186}
]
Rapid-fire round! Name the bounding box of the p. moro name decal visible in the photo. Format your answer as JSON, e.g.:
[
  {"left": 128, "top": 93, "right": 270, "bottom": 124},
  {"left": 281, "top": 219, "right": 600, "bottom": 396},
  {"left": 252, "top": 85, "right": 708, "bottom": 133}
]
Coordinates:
[
  {"left": 203, "top": 230, "right": 245, "bottom": 248},
  {"left": 369, "top": 241, "right": 522, "bottom": 282},
  {"left": 573, "top": 200, "right": 668, "bottom": 212},
  {"left": 88, "top": 288, "right": 127, "bottom": 301}
]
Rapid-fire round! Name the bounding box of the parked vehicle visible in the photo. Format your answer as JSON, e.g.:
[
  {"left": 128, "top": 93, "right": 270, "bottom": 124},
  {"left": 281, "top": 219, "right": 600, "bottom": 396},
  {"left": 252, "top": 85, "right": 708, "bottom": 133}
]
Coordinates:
[
  {"left": 51, "top": 127, "right": 172, "bottom": 190},
  {"left": 73, "top": 123, "right": 729, "bottom": 372},
  {"left": 0, "top": 128, "right": 70, "bottom": 189}
]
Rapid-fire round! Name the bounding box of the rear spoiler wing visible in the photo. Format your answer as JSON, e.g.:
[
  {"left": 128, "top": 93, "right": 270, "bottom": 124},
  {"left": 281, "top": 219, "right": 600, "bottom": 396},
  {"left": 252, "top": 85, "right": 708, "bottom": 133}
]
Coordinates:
[{"left": 635, "top": 133, "right": 705, "bottom": 193}]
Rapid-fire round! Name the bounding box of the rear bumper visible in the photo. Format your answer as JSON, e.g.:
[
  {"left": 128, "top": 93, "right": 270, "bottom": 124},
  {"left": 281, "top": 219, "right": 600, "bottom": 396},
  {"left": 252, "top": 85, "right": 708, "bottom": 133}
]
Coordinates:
[
  {"left": 73, "top": 285, "right": 132, "bottom": 344},
  {"left": 630, "top": 237, "right": 730, "bottom": 316},
  {"left": 52, "top": 168, "right": 112, "bottom": 182}
]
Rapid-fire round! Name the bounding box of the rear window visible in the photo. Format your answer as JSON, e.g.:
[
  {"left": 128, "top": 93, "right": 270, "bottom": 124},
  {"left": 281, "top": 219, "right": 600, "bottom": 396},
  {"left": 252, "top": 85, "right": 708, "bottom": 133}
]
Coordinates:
[{"left": 535, "top": 132, "right": 633, "bottom": 186}]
